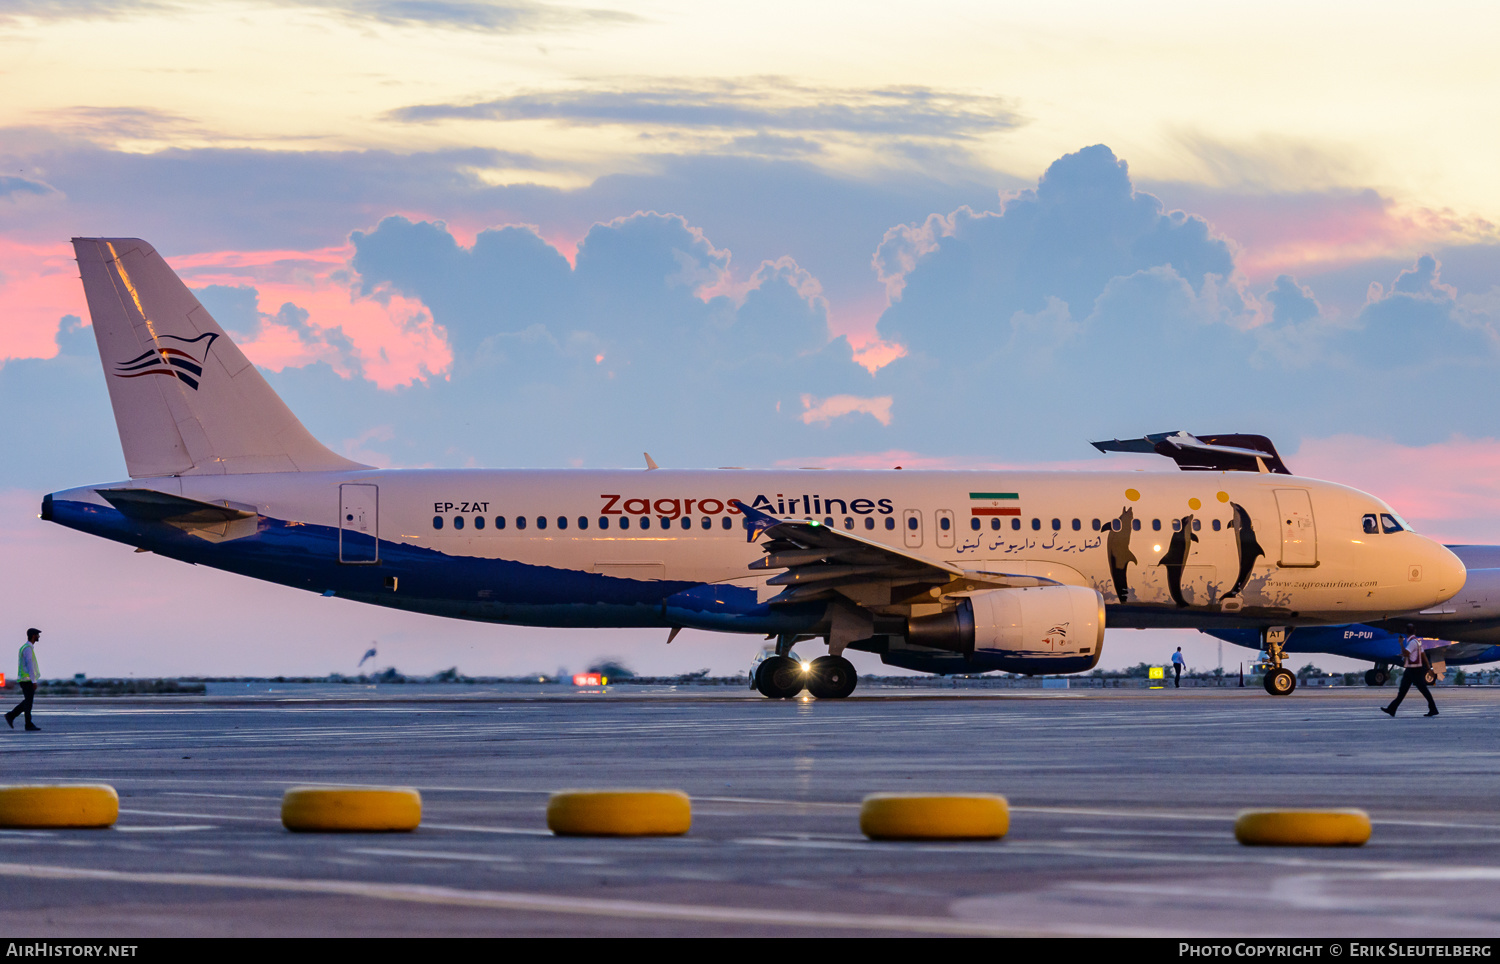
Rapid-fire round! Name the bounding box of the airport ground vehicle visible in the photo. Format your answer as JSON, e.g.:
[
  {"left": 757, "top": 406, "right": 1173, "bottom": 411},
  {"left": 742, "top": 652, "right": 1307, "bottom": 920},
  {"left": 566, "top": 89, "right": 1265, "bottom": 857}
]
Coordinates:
[{"left": 42, "top": 239, "right": 1466, "bottom": 698}]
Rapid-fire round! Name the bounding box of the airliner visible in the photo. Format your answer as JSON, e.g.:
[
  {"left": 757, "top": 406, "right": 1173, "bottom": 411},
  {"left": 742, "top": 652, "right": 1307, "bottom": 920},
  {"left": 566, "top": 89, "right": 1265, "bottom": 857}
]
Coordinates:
[{"left": 40, "top": 239, "right": 1467, "bottom": 699}]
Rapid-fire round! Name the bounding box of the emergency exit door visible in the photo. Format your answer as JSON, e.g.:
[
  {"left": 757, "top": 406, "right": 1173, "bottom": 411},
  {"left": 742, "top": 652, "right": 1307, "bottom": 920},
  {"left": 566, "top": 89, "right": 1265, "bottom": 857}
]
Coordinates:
[
  {"left": 339, "top": 483, "right": 379, "bottom": 564},
  {"left": 903, "top": 508, "right": 923, "bottom": 548},
  {"left": 1273, "top": 488, "right": 1317, "bottom": 567}
]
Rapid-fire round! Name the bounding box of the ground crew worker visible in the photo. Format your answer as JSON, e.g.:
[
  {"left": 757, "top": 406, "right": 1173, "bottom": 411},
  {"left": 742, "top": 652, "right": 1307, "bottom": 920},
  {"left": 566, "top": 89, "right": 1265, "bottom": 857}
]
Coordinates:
[
  {"left": 5, "top": 628, "right": 41, "bottom": 731},
  {"left": 1171, "top": 647, "right": 1185, "bottom": 688},
  {"left": 1383, "top": 635, "right": 1439, "bottom": 718}
]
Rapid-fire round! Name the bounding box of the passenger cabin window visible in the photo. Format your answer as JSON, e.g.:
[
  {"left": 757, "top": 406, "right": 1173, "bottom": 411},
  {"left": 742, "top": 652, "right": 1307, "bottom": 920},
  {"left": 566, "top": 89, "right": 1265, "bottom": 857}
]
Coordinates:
[
  {"left": 866, "top": 518, "right": 875, "bottom": 530},
  {"left": 475, "top": 516, "right": 485, "bottom": 530},
  {"left": 1071, "top": 518, "right": 1081, "bottom": 531},
  {"left": 1381, "top": 513, "right": 1405, "bottom": 534},
  {"left": 844, "top": 517, "right": 854, "bottom": 530},
  {"left": 1212, "top": 519, "right": 1221, "bottom": 531},
  {"left": 907, "top": 517, "right": 919, "bottom": 531},
  {"left": 1091, "top": 519, "right": 1101, "bottom": 531},
  {"left": 598, "top": 517, "right": 609, "bottom": 530},
  {"left": 496, "top": 516, "right": 506, "bottom": 530},
  {"left": 1113, "top": 520, "right": 1122, "bottom": 531},
  {"left": 1132, "top": 519, "right": 1141, "bottom": 531},
  {"left": 1051, "top": 518, "right": 1061, "bottom": 531},
  {"left": 824, "top": 517, "right": 834, "bottom": 526},
  {"left": 557, "top": 516, "right": 568, "bottom": 530},
  {"left": 990, "top": 518, "right": 1001, "bottom": 531},
  {"left": 1172, "top": 519, "right": 1180, "bottom": 531},
  {"left": 939, "top": 516, "right": 951, "bottom": 531},
  {"left": 1152, "top": 519, "right": 1162, "bottom": 531},
  {"left": 454, "top": 516, "right": 465, "bottom": 530},
  {"left": 886, "top": 517, "right": 896, "bottom": 530},
  {"left": 1192, "top": 519, "right": 1201, "bottom": 531},
  {"left": 971, "top": 518, "right": 981, "bottom": 531},
  {"left": 432, "top": 515, "right": 443, "bottom": 530},
  {"left": 701, "top": 517, "right": 711, "bottom": 530},
  {"left": 516, "top": 516, "right": 527, "bottom": 530},
  {"left": 536, "top": 516, "right": 547, "bottom": 530},
  {"left": 1031, "top": 518, "right": 1041, "bottom": 531},
  {"left": 578, "top": 517, "right": 589, "bottom": 530},
  {"left": 723, "top": 517, "right": 733, "bottom": 530},
  {"left": 681, "top": 517, "right": 691, "bottom": 530},
  {"left": 640, "top": 517, "right": 650, "bottom": 530},
  {"left": 1012, "top": 518, "right": 1021, "bottom": 530},
  {"left": 1362, "top": 513, "right": 1380, "bottom": 534},
  {"left": 618, "top": 517, "right": 628, "bottom": 530}
]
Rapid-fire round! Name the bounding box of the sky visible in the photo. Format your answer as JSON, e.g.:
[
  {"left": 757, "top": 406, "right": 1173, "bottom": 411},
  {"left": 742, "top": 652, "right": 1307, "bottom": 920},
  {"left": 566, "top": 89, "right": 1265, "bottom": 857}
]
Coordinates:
[{"left": 3, "top": 0, "right": 1500, "bottom": 679}]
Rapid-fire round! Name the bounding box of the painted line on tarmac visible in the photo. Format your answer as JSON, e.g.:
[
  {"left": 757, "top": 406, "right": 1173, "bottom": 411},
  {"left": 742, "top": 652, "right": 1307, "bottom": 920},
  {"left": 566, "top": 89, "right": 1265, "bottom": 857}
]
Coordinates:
[
  {"left": 114, "top": 825, "right": 217, "bottom": 834},
  {"left": 421, "top": 823, "right": 553, "bottom": 837},
  {"left": 347, "top": 848, "right": 519, "bottom": 864},
  {"left": 118, "top": 808, "right": 280, "bottom": 824},
  {"left": 0, "top": 861, "right": 1057, "bottom": 936}
]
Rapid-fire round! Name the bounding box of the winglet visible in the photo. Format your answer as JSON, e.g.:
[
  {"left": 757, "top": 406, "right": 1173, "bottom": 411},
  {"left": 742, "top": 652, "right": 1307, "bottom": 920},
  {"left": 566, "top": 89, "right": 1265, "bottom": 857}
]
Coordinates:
[
  {"left": 731, "top": 500, "right": 782, "bottom": 543},
  {"left": 644, "top": 452, "right": 659, "bottom": 470}
]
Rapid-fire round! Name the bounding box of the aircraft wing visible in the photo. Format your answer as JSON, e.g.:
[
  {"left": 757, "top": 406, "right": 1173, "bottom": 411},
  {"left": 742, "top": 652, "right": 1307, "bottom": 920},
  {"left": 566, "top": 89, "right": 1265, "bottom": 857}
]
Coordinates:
[{"left": 731, "top": 500, "right": 1056, "bottom": 608}]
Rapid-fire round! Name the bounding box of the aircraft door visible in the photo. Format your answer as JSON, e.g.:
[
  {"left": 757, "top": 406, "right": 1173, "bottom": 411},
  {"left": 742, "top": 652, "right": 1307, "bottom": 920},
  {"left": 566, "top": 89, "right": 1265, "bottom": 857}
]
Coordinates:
[
  {"left": 935, "top": 508, "right": 956, "bottom": 549},
  {"left": 903, "top": 508, "right": 923, "bottom": 548},
  {"left": 1273, "top": 488, "right": 1317, "bottom": 568},
  {"left": 339, "top": 483, "right": 379, "bottom": 564}
]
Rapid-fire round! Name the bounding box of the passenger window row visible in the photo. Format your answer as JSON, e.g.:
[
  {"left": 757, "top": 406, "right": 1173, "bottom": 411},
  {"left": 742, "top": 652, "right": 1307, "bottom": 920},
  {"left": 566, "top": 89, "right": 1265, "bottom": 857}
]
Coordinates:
[
  {"left": 962, "top": 516, "right": 1215, "bottom": 533},
  {"left": 433, "top": 515, "right": 744, "bottom": 532}
]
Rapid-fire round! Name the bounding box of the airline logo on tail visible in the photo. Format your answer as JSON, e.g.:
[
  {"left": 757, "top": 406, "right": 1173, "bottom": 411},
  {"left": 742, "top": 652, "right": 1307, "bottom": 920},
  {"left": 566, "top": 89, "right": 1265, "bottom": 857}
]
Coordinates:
[{"left": 113, "top": 332, "right": 218, "bottom": 391}]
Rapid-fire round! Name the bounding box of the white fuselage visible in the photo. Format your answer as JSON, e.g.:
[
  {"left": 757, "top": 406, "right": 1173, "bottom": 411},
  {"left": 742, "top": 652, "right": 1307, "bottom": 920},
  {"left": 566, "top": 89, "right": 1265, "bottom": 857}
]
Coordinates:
[{"left": 50, "top": 467, "right": 1465, "bottom": 638}]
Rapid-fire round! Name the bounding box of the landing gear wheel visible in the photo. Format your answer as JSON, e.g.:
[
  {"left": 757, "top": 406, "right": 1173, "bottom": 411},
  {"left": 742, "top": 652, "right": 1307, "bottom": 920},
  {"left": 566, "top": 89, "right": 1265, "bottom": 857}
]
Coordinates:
[
  {"left": 754, "top": 655, "right": 804, "bottom": 699},
  {"left": 1263, "top": 668, "right": 1297, "bottom": 696},
  {"left": 806, "top": 655, "right": 858, "bottom": 699},
  {"left": 1365, "top": 668, "right": 1389, "bottom": 687}
]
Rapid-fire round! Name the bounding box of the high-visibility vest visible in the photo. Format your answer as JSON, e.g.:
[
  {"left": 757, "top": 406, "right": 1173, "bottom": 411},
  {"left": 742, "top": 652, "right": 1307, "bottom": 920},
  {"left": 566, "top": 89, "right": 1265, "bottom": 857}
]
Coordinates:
[{"left": 17, "top": 642, "right": 38, "bottom": 682}]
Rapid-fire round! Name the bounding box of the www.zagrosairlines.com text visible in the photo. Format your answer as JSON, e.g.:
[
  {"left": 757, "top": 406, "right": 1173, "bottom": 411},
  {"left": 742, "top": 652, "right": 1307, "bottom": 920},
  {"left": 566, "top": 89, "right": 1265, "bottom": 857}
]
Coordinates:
[
  {"left": 1181, "top": 945, "right": 1492, "bottom": 957},
  {"left": 6, "top": 946, "right": 137, "bottom": 957}
]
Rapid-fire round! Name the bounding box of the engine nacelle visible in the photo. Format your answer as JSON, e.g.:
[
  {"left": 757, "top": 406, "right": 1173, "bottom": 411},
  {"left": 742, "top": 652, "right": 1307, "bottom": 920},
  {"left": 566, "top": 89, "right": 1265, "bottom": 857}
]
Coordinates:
[{"left": 905, "top": 586, "right": 1105, "bottom": 674}]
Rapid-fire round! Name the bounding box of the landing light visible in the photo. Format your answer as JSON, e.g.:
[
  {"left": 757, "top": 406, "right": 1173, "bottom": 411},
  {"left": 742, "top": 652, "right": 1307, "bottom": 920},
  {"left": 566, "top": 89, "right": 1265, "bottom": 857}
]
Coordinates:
[
  {"left": 799, "top": 661, "right": 811, "bottom": 674},
  {"left": 1153, "top": 545, "right": 1161, "bottom": 552}
]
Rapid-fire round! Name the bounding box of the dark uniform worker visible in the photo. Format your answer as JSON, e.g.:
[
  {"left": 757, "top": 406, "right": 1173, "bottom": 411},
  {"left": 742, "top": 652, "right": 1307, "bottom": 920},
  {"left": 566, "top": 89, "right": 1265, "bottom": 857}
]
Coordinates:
[
  {"left": 5, "top": 628, "right": 41, "bottom": 731},
  {"left": 1383, "top": 634, "right": 1439, "bottom": 718}
]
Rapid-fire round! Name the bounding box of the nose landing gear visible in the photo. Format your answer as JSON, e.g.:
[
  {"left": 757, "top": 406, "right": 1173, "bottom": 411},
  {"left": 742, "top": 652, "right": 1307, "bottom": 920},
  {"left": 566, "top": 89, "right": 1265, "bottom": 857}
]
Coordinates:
[{"left": 1260, "top": 627, "right": 1297, "bottom": 696}]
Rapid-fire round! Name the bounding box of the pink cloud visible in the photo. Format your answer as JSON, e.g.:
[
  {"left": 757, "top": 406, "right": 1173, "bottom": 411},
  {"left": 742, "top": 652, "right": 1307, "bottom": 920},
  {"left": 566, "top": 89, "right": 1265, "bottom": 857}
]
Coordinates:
[
  {"left": 799, "top": 394, "right": 893, "bottom": 427},
  {"left": 0, "top": 239, "right": 88, "bottom": 361},
  {"left": 1173, "top": 190, "right": 1497, "bottom": 284},
  {"left": 171, "top": 245, "right": 451, "bottom": 390},
  {"left": 1290, "top": 435, "right": 1500, "bottom": 544}
]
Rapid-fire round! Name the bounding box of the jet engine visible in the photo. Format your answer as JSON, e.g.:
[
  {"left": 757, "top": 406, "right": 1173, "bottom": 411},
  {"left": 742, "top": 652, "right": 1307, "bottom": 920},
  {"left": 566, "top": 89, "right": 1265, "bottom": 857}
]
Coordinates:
[{"left": 904, "top": 585, "right": 1105, "bottom": 674}]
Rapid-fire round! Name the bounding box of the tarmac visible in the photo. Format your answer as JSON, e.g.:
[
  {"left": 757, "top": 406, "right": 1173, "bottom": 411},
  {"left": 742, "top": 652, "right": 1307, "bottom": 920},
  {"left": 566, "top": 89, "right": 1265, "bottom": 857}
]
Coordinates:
[{"left": 0, "top": 683, "right": 1497, "bottom": 937}]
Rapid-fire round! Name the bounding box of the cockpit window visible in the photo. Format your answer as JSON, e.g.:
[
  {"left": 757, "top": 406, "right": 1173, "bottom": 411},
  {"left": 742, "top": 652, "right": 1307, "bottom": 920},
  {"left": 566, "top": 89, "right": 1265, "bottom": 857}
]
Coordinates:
[
  {"left": 1381, "top": 513, "right": 1406, "bottom": 534},
  {"left": 1362, "top": 513, "right": 1380, "bottom": 535}
]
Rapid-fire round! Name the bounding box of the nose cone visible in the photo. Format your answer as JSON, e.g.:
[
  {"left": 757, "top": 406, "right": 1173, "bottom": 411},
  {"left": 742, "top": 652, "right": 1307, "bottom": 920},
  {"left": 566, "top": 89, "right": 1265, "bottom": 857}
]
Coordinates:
[{"left": 1425, "top": 541, "right": 1467, "bottom": 604}]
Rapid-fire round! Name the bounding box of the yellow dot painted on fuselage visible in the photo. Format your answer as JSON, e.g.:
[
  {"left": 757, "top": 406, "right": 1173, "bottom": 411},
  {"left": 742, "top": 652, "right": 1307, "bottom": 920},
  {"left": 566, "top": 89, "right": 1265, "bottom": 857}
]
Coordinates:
[
  {"left": 1125, "top": 489, "right": 1140, "bottom": 502},
  {"left": 1217, "top": 491, "right": 1229, "bottom": 503},
  {"left": 1188, "top": 498, "right": 1201, "bottom": 510}
]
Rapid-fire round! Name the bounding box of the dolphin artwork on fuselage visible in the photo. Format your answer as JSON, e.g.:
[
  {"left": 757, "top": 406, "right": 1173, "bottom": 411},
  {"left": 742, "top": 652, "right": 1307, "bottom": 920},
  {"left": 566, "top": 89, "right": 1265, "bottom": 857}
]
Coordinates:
[
  {"left": 1226, "top": 502, "right": 1265, "bottom": 599},
  {"left": 1106, "top": 506, "right": 1137, "bottom": 602},
  {"left": 1159, "top": 513, "right": 1199, "bottom": 607}
]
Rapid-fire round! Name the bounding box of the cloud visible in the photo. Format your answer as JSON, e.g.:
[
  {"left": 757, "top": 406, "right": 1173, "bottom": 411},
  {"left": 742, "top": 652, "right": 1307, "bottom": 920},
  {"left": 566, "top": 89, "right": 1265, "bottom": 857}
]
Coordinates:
[
  {"left": 800, "top": 394, "right": 893, "bottom": 427},
  {"left": 0, "top": 175, "right": 56, "bottom": 200},
  {"left": 389, "top": 79, "right": 1022, "bottom": 140},
  {"left": 0, "top": 0, "right": 637, "bottom": 31},
  {"left": 875, "top": 144, "right": 1243, "bottom": 361}
]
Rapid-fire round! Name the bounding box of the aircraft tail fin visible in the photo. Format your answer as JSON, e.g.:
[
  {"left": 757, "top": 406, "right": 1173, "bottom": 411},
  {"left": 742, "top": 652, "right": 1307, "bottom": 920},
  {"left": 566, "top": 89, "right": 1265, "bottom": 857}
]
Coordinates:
[{"left": 72, "top": 237, "right": 370, "bottom": 477}]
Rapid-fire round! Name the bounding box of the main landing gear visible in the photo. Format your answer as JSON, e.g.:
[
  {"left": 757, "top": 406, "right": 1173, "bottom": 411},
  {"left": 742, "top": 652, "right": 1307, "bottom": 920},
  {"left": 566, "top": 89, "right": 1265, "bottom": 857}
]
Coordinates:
[
  {"left": 1261, "top": 627, "right": 1297, "bottom": 696},
  {"left": 752, "top": 635, "right": 859, "bottom": 699},
  {"left": 1365, "top": 664, "right": 1391, "bottom": 687}
]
